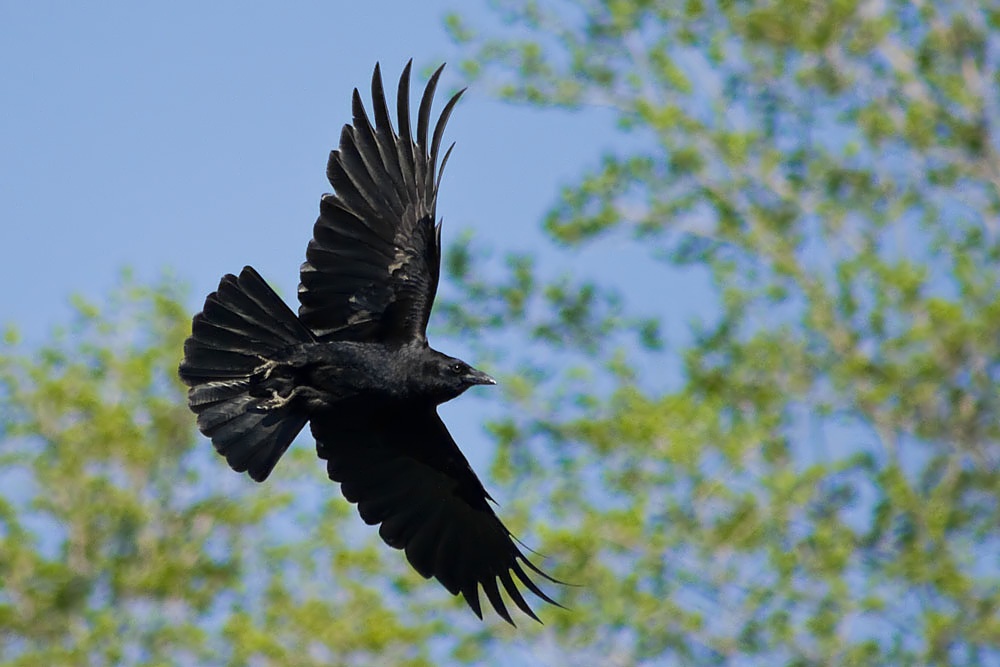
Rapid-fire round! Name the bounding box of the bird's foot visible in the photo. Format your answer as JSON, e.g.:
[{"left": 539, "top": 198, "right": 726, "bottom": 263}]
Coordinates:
[
  {"left": 252, "top": 358, "right": 279, "bottom": 384},
  {"left": 257, "top": 387, "right": 296, "bottom": 410},
  {"left": 256, "top": 385, "right": 326, "bottom": 411}
]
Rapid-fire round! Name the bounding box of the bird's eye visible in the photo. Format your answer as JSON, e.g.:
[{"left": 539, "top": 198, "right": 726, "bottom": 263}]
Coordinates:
[{"left": 449, "top": 362, "right": 465, "bottom": 374}]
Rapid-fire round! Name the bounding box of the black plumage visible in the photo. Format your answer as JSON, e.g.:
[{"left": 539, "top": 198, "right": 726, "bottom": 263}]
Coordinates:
[{"left": 178, "top": 61, "right": 561, "bottom": 624}]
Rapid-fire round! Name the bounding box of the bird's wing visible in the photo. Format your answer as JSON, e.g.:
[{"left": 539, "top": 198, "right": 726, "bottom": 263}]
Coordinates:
[
  {"left": 312, "top": 405, "right": 561, "bottom": 624},
  {"left": 298, "top": 61, "right": 463, "bottom": 344}
]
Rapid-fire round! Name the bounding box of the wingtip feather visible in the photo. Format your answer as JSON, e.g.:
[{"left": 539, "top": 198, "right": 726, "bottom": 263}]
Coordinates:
[
  {"left": 417, "top": 63, "right": 446, "bottom": 151},
  {"left": 481, "top": 577, "right": 515, "bottom": 626}
]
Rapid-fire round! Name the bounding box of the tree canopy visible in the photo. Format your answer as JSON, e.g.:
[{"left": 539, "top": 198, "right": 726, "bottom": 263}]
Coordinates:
[
  {"left": 439, "top": 1, "right": 1000, "bottom": 663},
  {"left": 2, "top": 1, "right": 999, "bottom": 665}
]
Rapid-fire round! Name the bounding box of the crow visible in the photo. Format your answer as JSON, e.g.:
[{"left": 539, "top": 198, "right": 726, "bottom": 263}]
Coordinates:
[{"left": 178, "top": 61, "right": 561, "bottom": 624}]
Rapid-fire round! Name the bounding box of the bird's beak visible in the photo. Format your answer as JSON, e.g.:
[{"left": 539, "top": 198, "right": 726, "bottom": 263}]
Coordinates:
[{"left": 466, "top": 369, "right": 497, "bottom": 386}]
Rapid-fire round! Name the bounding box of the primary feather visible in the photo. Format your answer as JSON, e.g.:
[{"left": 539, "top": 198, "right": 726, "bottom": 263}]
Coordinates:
[{"left": 298, "top": 61, "right": 460, "bottom": 343}]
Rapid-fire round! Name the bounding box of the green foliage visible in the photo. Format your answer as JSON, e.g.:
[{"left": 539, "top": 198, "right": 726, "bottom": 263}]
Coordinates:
[
  {"left": 0, "top": 276, "right": 450, "bottom": 666},
  {"left": 3, "top": 1, "right": 1000, "bottom": 665},
  {"left": 437, "top": 0, "right": 1000, "bottom": 664}
]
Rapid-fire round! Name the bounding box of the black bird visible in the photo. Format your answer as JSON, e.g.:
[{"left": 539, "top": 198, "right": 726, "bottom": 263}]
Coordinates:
[{"left": 178, "top": 61, "right": 561, "bottom": 624}]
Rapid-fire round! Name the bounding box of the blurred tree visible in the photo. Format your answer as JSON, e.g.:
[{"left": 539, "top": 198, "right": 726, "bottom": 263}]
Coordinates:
[
  {"left": 0, "top": 276, "right": 444, "bottom": 666},
  {"left": 3, "top": 1, "right": 1000, "bottom": 666},
  {"left": 432, "top": 0, "right": 1000, "bottom": 665}
]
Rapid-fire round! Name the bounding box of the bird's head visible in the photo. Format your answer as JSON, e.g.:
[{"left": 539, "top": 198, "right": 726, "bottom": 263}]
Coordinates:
[{"left": 425, "top": 351, "right": 496, "bottom": 402}]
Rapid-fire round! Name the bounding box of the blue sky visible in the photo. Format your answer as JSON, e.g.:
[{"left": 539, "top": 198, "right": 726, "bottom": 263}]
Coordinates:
[
  {"left": 2, "top": 2, "right": 702, "bottom": 481},
  {"left": 2, "top": 2, "right": 686, "bottom": 341},
  {"left": 3, "top": 5, "right": 985, "bottom": 661},
  {"left": 0, "top": 7, "right": 707, "bottom": 654}
]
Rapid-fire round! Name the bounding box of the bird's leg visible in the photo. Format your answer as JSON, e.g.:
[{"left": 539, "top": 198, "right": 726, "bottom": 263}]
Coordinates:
[
  {"left": 258, "top": 385, "right": 296, "bottom": 410},
  {"left": 256, "top": 384, "right": 327, "bottom": 411},
  {"left": 251, "top": 358, "right": 297, "bottom": 410},
  {"left": 252, "top": 357, "right": 279, "bottom": 383}
]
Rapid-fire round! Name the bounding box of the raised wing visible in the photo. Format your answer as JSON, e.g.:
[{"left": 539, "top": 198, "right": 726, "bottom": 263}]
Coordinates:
[
  {"left": 298, "top": 61, "right": 463, "bottom": 343},
  {"left": 312, "top": 405, "right": 562, "bottom": 624}
]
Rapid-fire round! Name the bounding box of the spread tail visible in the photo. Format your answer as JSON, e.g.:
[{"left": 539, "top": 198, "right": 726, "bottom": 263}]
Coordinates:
[{"left": 179, "top": 266, "right": 314, "bottom": 481}]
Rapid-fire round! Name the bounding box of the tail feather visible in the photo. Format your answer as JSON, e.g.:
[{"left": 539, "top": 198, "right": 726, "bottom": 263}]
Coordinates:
[
  {"left": 232, "top": 409, "right": 310, "bottom": 474},
  {"left": 188, "top": 379, "right": 248, "bottom": 407},
  {"left": 179, "top": 266, "right": 315, "bottom": 482},
  {"left": 215, "top": 271, "right": 312, "bottom": 344},
  {"left": 189, "top": 318, "right": 267, "bottom": 353},
  {"left": 180, "top": 346, "right": 262, "bottom": 379}
]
